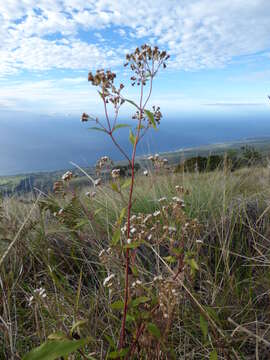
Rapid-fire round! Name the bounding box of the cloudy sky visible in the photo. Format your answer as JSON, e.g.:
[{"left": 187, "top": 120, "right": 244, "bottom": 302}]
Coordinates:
[{"left": 1, "top": 0, "right": 270, "bottom": 116}]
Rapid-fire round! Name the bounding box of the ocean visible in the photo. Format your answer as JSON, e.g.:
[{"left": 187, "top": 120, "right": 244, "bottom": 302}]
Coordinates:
[{"left": 1, "top": 108, "right": 270, "bottom": 175}]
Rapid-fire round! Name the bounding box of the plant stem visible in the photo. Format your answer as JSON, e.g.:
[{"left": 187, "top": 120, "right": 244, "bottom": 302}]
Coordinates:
[{"left": 119, "top": 80, "right": 145, "bottom": 349}]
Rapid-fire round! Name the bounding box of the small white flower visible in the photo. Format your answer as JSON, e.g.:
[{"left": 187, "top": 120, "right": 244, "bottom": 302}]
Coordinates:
[
  {"left": 153, "top": 275, "right": 163, "bottom": 282},
  {"left": 143, "top": 214, "right": 152, "bottom": 223},
  {"left": 106, "top": 247, "right": 112, "bottom": 255},
  {"left": 172, "top": 196, "right": 184, "bottom": 204},
  {"left": 99, "top": 249, "right": 106, "bottom": 257},
  {"left": 58, "top": 208, "right": 64, "bottom": 215},
  {"left": 121, "top": 225, "right": 127, "bottom": 234},
  {"left": 163, "top": 158, "right": 168, "bottom": 163},
  {"left": 147, "top": 156, "right": 154, "bottom": 161},
  {"left": 111, "top": 168, "right": 121, "bottom": 178},
  {"left": 136, "top": 280, "right": 142, "bottom": 285},
  {"left": 130, "top": 215, "right": 137, "bottom": 221},
  {"left": 127, "top": 238, "right": 132, "bottom": 244},
  {"left": 148, "top": 234, "right": 153, "bottom": 241},
  {"left": 94, "top": 178, "right": 102, "bottom": 186},
  {"left": 85, "top": 191, "right": 91, "bottom": 197},
  {"left": 196, "top": 239, "right": 203, "bottom": 244},
  {"left": 62, "top": 171, "right": 72, "bottom": 181},
  {"left": 158, "top": 197, "right": 167, "bottom": 203},
  {"left": 130, "top": 227, "right": 137, "bottom": 235},
  {"left": 143, "top": 170, "right": 149, "bottom": 176},
  {"left": 168, "top": 226, "right": 177, "bottom": 233},
  {"left": 103, "top": 274, "right": 115, "bottom": 287},
  {"left": 153, "top": 210, "right": 161, "bottom": 217}
]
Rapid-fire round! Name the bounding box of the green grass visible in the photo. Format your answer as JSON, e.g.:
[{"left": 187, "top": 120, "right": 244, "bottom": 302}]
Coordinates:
[{"left": 1, "top": 166, "right": 270, "bottom": 359}]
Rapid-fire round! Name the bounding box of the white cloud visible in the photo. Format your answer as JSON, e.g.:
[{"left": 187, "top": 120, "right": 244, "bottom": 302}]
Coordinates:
[
  {"left": 0, "top": 78, "right": 102, "bottom": 114},
  {"left": 0, "top": 0, "right": 270, "bottom": 76}
]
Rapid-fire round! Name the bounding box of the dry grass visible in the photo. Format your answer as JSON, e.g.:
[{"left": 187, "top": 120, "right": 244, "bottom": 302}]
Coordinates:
[{"left": 1, "top": 166, "right": 270, "bottom": 359}]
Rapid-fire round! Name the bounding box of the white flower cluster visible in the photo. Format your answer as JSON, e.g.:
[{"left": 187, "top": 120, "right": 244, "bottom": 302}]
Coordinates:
[
  {"left": 111, "top": 168, "right": 121, "bottom": 179},
  {"left": 103, "top": 274, "right": 115, "bottom": 288},
  {"left": 85, "top": 191, "right": 97, "bottom": 198},
  {"left": 28, "top": 287, "right": 47, "bottom": 306},
  {"left": 62, "top": 171, "right": 72, "bottom": 181}
]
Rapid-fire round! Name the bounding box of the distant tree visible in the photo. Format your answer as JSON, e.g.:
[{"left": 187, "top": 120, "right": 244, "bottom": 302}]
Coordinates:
[{"left": 240, "top": 146, "right": 262, "bottom": 166}]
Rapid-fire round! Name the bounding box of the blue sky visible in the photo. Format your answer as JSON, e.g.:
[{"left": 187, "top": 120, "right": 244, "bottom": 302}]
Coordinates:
[{"left": 0, "top": 0, "right": 270, "bottom": 117}]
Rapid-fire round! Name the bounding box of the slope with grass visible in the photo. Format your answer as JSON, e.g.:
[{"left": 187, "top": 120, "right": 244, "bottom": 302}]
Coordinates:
[{"left": 1, "top": 165, "right": 270, "bottom": 359}]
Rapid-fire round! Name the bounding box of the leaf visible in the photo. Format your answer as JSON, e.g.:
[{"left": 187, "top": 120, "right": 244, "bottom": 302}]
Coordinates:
[
  {"left": 47, "top": 332, "right": 67, "bottom": 341},
  {"left": 113, "top": 124, "right": 130, "bottom": 131},
  {"left": 200, "top": 314, "right": 208, "bottom": 342},
  {"left": 23, "top": 338, "right": 90, "bottom": 360},
  {"left": 104, "top": 334, "right": 116, "bottom": 349},
  {"left": 124, "top": 240, "right": 143, "bottom": 249},
  {"left": 131, "top": 296, "right": 150, "bottom": 308},
  {"left": 89, "top": 127, "right": 107, "bottom": 133},
  {"left": 111, "top": 228, "right": 121, "bottom": 246},
  {"left": 124, "top": 98, "right": 139, "bottom": 109},
  {"left": 121, "top": 178, "right": 131, "bottom": 189},
  {"left": 111, "top": 300, "right": 124, "bottom": 310},
  {"left": 147, "top": 323, "right": 161, "bottom": 339},
  {"left": 190, "top": 258, "right": 199, "bottom": 271},
  {"left": 144, "top": 110, "right": 157, "bottom": 130},
  {"left": 111, "top": 182, "right": 119, "bottom": 193},
  {"left": 129, "top": 129, "right": 136, "bottom": 145},
  {"left": 70, "top": 320, "right": 88, "bottom": 335},
  {"left": 164, "top": 256, "right": 177, "bottom": 264},
  {"left": 118, "top": 207, "right": 126, "bottom": 225},
  {"left": 108, "top": 348, "right": 129, "bottom": 359},
  {"left": 209, "top": 349, "right": 218, "bottom": 360}
]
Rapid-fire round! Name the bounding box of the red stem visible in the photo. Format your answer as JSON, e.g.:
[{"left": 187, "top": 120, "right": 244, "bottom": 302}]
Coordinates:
[{"left": 119, "top": 78, "right": 145, "bottom": 349}]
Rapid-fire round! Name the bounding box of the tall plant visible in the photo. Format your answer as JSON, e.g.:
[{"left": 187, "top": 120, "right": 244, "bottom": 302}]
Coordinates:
[{"left": 82, "top": 44, "right": 169, "bottom": 350}]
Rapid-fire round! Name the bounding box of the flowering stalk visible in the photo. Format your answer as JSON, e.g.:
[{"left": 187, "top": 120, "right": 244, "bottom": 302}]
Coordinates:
[{"left": 82, "top": 44, "right": 169, "bottom": 352}]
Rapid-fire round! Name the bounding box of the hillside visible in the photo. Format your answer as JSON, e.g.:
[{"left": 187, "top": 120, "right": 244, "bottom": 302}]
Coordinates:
[
  {"left": 1, "top": 137, "right": 269, "bottom": 196},
  {"left": 1, "top": 164, "right": 270, "bottom": 358}
]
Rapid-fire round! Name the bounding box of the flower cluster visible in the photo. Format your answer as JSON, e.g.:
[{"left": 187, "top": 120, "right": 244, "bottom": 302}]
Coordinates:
[
  {"left": 28, "top": 287, "right": 47, "bottom": 307},
  {"left": 88, "top": 69, "right": 125, "bottom": 109},
  {"left": 124, "top": 44, "right": 170, "bottom": 86},
  {"left": 147, "top": 154, "right": 169, "bottom": 169}
]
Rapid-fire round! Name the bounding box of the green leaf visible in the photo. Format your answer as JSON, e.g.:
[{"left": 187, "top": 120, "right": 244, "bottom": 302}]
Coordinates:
[
  {"left": 108, "top": 348, "right": 129, "bottom": 359},
  {"left": 131, "top": 296, "right": 150, "bottom": 308},
  {"left": 190, "top": 258, "right": 199, "bottom": 271},
  {"left": 200, "top": 314, "right": 208, "bottom": 342},
  {"left": 113, "top": 124, "right": 130, "bottom": 131},
  {"left": 144, "top": 110, "right": 157, "bottom": 130},
  {"left": 23, "top": 338, "right": 90, "bottom": 360},
  {"left": 121, "top": 178, "right": 131, "bottom": 189},
  {"left": 111, "top": 228, "right": 121, "bottom": 246},
  {"left": 89, "top": 127, "right": 107, "bottom": 133},
  {"left": 147, "top": 323, "right": 161, "bottom": 339},
  {"left": 111, "top": 300, "right": 124, "bottom": 310},
  {"left": 119, "top": 207, "right": 126, "bottom": 223},
  {"left": 164, "top": 256, "right": 177, "bottom": 264},
  {"left": 70, "top": 320, "right": 88, "bottom": 335},
  {"left": 124, "top": 99, "right": 139, "bottom": 109},
  {"left": 131, "top": 265, "right": 138, "bottom": 277},
  {"left": 47, "top": 332, "right": 67, "bottom": 341},
  {"left": 129, "top": 130, "right": 136, "bottom": 145},
  {"left": 104, "top": 334, "right": 116, "bottom": 349},
  {"left": 124, "top": 240, "right": 143, "bottom": 249},
  {"left": 209, "top": 349, "right": 218, "bottom": 360},
  {"left": 111, "top": 182, "right": 119, "bottom": 193}
]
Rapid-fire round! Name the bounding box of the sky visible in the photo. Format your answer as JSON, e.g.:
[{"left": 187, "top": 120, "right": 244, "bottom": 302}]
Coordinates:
[{"left": 0, "top": 0, "right": 270, "bottom": 117}]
